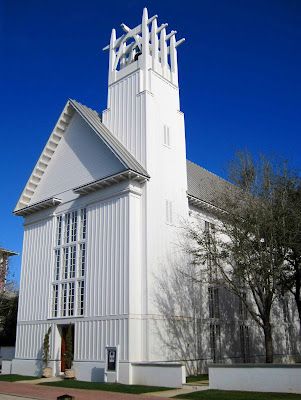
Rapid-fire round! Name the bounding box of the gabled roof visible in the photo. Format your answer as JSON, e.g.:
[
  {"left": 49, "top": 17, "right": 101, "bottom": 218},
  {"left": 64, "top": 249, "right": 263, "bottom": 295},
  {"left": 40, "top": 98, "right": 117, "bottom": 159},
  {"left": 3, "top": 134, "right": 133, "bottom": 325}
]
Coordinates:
[
  {"left": 70, "top": 100, "right": 149, "bottom": 178},
  {"left": 14, "top": 99, "right": 149, "bottom": 213},
  {"left": 186, "top": 159, "right": 233, "bottom": 210}
]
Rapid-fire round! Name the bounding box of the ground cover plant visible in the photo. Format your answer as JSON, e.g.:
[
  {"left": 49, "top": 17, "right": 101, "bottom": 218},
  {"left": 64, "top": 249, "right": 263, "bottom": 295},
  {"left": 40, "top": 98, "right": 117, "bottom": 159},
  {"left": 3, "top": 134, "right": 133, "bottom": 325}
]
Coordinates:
[
  {"left": 0, "top": 374, "right": 37, "bottom": 382},
  {"left": 187, "top": 374, "right": 209, "bottom": 383}
]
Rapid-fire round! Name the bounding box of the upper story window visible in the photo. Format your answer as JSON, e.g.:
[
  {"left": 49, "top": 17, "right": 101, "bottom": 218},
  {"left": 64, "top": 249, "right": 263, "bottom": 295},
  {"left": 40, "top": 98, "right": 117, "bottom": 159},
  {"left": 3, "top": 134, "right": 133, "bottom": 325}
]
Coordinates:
[
  {"left": 56, "top": 215, "right": 62, "bottom": 246},
  {"left": 51, "top": 208, "right": 87, "bottom": 318},
  {"left": 208, "top": 286, "right": 220, "bottom": 319},
  {"left": 239, "top": 292, "right": 248, "bottom": 321},
  {"left": 165, "top": 200, "right": 173, "bottom": 224},
  {"left": 163, "top": 125, "right": 171, "bottom": 147}
]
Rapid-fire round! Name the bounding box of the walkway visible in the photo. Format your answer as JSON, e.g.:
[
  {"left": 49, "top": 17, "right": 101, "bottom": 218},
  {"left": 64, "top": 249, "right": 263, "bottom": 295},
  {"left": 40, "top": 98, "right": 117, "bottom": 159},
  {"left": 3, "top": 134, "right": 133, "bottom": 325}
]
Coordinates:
[
  {"left": 0, "top": 378, "right": 209, "bottom": 399},
  {"left": 145, "top": 384, "right": 209, "bottom": 398},
  {"left": 0, "top": 381, "right": 167, "bottom": 400}
]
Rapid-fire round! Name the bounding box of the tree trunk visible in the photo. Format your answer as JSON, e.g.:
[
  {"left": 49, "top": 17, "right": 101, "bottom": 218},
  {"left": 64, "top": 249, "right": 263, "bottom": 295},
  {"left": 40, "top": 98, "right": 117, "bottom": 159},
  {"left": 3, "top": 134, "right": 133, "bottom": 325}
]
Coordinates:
[
  {"left": 263, "top": 322, "right": 273, "bottom": 363},
  {"left": 294, "top": 265, "right": 301, "bottom": 334},
  {"left": 295, "top": 296, "right": 301, "bottom": 334}
]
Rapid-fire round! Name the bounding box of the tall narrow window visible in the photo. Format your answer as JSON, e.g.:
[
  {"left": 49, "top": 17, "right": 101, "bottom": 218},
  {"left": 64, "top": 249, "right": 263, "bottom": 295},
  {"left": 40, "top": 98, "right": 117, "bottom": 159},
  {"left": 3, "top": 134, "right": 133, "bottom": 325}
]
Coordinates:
[
  {"left": 78, "top": 280, "right": 84, "bottom": 316},
  {"left": 163, "top": 125, "right": 170, "bottom": 147},
  {"left": 210, "top": 323, "right": 221, "bottom": 362},
  {"left": 68, "top": 282, "right": 75, "bottom": 316},
  {"left": 240, "top": 325, "right": 250, "bottom": 363},
  {"left": 61, "top": 283, "right": 68, "bottom": 317},
  {"left": 79, "top": 243, "right": 86, "bottom": 278},
  {"left": 55, "top": 249, "right": 60, "bottom": 281},
  {"left": 80, "top": 208, "right": 87, "bottom": 240},
  {"left": 208, "top": 287, "right": 220, "bottom": 319},
  {"left": 63, "top": 247, "right": 69, "bottom": 279},
  {"left": 69, "top": 245, "right": 76, "bottom": 278},
  {"left": 208, "top": 255, "right": 218, "bottom": 283},
  {"left": 65, "top": 213, "right": 71, "bottom": 244},
  {"left": 52, "top": 284, "right": 58, "bottom": 317},
  {"left": 165, "top": 200, "right": 173, "bottom": 224},
  {"left": 239, "top": 293, "right": 248, "bottom": 320},
  {"left": 71, "top": 211, "right": 78, "bottom": 242},
  {"left": 56, "top": 215, "right": 62, "bottom": 246}
]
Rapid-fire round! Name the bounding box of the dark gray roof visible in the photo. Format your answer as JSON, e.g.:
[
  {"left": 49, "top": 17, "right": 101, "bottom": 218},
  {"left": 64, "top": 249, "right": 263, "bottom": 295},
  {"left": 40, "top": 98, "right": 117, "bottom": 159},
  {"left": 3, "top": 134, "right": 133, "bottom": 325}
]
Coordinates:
[
  {"left": 187, "top": 160, "right": 233, "bottom": 208},
  {"left": 70, "top": 99, "right": 149, "bottom": 178}
]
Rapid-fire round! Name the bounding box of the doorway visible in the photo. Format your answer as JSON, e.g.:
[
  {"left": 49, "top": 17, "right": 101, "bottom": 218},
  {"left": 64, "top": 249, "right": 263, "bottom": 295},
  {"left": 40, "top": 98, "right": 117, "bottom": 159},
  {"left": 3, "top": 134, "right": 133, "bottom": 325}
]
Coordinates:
[{"left": 60, "top": 325, "right": 74, "bottom": 372}]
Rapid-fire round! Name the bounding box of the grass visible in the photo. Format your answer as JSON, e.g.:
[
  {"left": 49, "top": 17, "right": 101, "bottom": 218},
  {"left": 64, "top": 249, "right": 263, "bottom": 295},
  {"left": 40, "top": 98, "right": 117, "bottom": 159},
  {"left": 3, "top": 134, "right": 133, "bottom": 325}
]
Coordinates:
[
  {"left": 187, "top": 374, "right": 209, "bottom": 383},
  {"left": 0, "top": 374, "right": 37, "bottom": 382},
  {"left": 174, "top": 389, "right": 301, "bottom": 400},
  {"left": 40, "top": 380, "right": 172, "bottom": 394}
]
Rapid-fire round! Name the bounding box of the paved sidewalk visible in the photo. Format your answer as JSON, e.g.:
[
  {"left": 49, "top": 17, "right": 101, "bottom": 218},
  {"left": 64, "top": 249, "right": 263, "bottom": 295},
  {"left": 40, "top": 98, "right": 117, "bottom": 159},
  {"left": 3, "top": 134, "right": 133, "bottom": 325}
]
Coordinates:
[
  {"left": 0, "top": 382, "right": 168, "bottom": 400},
  {"left": 0, "top": 395, "right": 35, "bottom": 400},
  {"left": 16, "top": 377, "right": 63, "bottom": 385},
  {"left": 145, "top": 384, "right": 209, "bottom": 398}
]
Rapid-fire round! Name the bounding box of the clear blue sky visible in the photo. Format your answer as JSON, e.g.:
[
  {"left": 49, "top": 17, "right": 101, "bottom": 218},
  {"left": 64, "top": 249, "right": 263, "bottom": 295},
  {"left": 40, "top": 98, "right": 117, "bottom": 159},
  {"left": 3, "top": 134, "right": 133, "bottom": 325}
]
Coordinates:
[{"left": 1, "top": 0, "right": 301, "bottom": 284}]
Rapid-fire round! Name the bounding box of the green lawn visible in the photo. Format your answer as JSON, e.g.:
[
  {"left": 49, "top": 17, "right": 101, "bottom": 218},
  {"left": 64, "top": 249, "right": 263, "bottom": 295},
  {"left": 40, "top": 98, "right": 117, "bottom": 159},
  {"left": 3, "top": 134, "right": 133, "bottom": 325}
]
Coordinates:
[
  {"left": 40, "top": 380, "right": 172, "bottom": 394},
  {"left": 187, "top": 374, "right": 209, "bottom": 383},
  {"left": 0, "top": 374, "right": 37, "bottom": 382},
  {"left": 174, "top": 389, "right": 301, "bottom": 400}
]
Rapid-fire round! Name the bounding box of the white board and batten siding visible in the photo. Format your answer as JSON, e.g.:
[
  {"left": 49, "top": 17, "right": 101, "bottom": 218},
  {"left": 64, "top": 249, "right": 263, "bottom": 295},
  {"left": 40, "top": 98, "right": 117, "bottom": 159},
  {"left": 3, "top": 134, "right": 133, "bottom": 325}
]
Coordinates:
[{"left": 14, "top": 182, "right": 144, "bottom": 379}]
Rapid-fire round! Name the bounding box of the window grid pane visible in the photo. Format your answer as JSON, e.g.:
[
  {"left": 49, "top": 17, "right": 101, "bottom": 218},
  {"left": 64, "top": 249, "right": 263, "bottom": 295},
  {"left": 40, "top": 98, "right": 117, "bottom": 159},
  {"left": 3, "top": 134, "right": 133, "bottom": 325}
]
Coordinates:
[
  {"left": 61, "top": 283, "right": 67, "bottom": 317},
  {"left": 208, "top": 287, "right": 220, "bottom": 319},
  {"left": 71, "top": 211, "right": 78, "bottom": 242},
  {"left": 69, "top": 245, "right": 76, "bottom": 279},
  {"left": 80, "top": 243, "right": 86, "bottom": 277},
  {"left": 55, "top": 249, "right": 60, "bottom": 281},
  {"left": 210, "top": 323, "right": 221, "bottom": 362},
  {"left": 56, "top": 216, "right": 62, "bottom": 246},
  {"left": 65, "top": 213, "right": 71, "bottom": 244},
  {"left": 52, "top": 284, "right": 58, "bottom": 317},
  {"left": 68, "top": 282, "right": 75, "bottom": 316},
  {"left": 63, "top": 247, "right": 69, "bottom": 279},
  {"left": 53, "top": 209, "right": 87, "bottom": 318},
  {"left": 78, "top": 280, "right": 84, "bottom": 316},
  {"left": 81, "top": 208, "right": 87, "bottom": 240}
]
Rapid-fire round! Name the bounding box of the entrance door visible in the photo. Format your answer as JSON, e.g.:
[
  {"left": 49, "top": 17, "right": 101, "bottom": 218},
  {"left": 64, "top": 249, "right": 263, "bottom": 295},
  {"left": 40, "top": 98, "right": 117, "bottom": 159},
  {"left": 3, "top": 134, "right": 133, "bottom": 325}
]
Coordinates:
[{"left": 60, "top": 325, "right": 74, "bottom": 372}]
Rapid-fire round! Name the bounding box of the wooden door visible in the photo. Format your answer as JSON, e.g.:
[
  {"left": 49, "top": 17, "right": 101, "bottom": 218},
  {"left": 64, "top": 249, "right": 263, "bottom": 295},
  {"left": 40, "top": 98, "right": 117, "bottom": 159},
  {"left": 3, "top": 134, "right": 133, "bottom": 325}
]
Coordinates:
[{"left": 60, "top": 325, "right": 74, "bottom": 372}]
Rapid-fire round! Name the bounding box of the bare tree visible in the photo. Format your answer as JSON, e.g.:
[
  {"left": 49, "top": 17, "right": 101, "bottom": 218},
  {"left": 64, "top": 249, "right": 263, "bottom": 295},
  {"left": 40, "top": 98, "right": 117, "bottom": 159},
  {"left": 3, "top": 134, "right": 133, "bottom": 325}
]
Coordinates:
[
  {"left": 185, "top": 153, "right": 293, "bottom": 363},
  {"left": 280, "top": 180, "right": 301, "bottom": 332},
  {"left": 0, "top": 249, "right": 18, "bottom": 346}
]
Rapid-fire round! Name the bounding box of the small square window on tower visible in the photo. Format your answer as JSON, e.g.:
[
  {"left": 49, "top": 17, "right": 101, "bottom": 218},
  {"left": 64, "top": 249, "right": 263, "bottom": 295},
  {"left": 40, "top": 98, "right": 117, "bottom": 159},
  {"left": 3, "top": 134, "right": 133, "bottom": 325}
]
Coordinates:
[
  {"left": 163, "top": 125, "right": 171, "bottom": 147},
  {"left": 165, "top": 200, "right": 173, "bottom": 224}
]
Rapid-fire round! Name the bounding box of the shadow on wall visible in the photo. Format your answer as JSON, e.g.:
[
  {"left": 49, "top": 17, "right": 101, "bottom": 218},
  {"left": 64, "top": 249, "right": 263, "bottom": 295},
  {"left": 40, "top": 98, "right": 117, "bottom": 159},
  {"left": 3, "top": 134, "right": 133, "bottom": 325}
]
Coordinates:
[
  {"left": 35, "top": 347, "right": 43, "bottom": 376},
  {"left": 91, "top": 367, "right": 105, "bottom": 382},
  {"left": 153, "top": 260, "right": 301, "bottom": 375}
]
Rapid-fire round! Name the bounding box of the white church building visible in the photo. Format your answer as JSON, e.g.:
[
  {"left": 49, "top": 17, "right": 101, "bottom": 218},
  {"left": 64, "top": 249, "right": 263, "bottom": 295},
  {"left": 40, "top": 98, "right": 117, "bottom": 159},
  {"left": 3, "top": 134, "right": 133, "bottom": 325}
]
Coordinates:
[{"left": 12, "top": 9, "right": 299, "bottom": 386}]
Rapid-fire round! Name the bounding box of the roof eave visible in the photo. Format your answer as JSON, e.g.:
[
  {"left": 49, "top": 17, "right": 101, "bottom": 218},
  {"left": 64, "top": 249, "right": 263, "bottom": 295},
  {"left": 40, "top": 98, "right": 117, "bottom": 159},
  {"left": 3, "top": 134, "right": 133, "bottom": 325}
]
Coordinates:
[
  {"left": 14, "top": 197, "right": 62, "bottom": 217},
  {"left": 187, "top": 194, "right": 227, "bottom": 215},
  {"left": 73, "top": 169, "right": 149, "bottom": 195}
]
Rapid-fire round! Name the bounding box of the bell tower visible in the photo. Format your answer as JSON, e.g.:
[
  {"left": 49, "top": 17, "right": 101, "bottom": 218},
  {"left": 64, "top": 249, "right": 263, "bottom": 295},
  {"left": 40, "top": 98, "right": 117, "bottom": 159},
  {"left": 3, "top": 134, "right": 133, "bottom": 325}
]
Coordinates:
[
  {"left": 102, "top": 7, "right": 185, "bottom": 168},
  {"left": 102, "top": 9, "right": 188, "bottom": 361}
]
